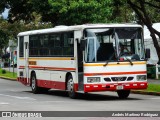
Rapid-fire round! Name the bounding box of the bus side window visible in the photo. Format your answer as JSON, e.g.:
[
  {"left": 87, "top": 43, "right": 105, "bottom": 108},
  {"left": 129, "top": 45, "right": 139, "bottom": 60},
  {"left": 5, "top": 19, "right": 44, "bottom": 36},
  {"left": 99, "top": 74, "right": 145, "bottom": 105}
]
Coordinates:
[
  {"left": 29, "top": 35, "right": 39, "bottom": 56},
  {"left": 19, "top": 36, "right": 24, "bottom": 57},
  {"left": 49, "top": 33, "right": 62, "bottom": 56},
  {"left": 63, "top": 32, "right": 74, "bottom": 56}
]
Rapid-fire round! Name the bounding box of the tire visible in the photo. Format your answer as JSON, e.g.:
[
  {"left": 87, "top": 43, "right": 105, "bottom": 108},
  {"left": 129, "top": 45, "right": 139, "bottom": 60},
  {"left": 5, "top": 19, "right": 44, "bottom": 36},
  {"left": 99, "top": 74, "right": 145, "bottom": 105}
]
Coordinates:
[
  {"left": 117, "top": 90, "right": 130, "bottom": 99},
  {"left": 67, "top": 75, "right": 77, "bottom": 99},
  {"left": 31, "top": 73, "right": 41, "bottom": 94}
]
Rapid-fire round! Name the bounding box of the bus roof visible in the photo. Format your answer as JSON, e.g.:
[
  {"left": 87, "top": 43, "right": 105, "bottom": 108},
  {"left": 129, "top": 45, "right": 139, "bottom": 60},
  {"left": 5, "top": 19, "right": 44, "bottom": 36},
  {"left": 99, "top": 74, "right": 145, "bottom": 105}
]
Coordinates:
[{"left": 17, "top": 23, "right": 142, "bottom": 36}]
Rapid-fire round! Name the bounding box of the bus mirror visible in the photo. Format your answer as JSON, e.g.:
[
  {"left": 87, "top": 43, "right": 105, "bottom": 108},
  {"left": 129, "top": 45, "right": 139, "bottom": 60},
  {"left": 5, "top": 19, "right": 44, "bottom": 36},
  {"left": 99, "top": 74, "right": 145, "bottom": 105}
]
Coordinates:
[
  {"left": 145, "top": 48, "right": 150, "bottom": 59},
  {"left": 80, "top": 39, "right": 86, "bottom": 51}
]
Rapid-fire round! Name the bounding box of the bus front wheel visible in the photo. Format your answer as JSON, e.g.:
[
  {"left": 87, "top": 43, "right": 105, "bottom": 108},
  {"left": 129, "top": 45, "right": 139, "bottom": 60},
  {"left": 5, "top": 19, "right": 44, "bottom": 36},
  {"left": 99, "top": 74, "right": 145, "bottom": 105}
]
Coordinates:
[
  {"left": 117, "top": 90, "right": 130, "bottom": 99},
  {"left": 67, "top": 75, "right": 77, "bottom": 99}
]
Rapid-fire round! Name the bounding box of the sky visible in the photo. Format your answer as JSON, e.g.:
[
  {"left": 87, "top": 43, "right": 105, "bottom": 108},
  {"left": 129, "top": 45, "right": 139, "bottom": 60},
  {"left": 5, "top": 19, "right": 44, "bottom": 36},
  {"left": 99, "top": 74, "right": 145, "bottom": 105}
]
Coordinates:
[{"left": 2, "top": 8, "right": 9, "bottom": 19}]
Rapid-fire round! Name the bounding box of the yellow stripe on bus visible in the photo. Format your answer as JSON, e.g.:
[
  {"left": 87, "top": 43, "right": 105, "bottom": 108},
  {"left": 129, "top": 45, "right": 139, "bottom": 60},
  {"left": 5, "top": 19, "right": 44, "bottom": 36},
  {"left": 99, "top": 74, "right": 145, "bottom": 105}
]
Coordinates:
[
  {"left": 84, "top": 61, "right": 146, "bottom": 66},
  {"left": 19, "top": 57, "right": 75, "bottom": 60}
]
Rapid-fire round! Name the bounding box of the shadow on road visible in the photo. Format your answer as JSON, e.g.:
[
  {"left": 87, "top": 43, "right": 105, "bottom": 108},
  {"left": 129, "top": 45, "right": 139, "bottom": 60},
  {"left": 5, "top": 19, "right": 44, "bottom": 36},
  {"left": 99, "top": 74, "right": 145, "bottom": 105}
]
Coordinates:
[{"left": 25, "top": 89, "right": 142, "bottom": 101}]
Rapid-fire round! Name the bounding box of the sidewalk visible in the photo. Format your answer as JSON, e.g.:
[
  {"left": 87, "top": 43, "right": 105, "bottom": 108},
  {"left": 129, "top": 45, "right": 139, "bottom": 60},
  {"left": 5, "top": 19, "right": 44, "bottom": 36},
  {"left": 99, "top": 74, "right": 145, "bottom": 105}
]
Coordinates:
[{"left": 148, "top": 78, "right": 160, "bottom": 84}]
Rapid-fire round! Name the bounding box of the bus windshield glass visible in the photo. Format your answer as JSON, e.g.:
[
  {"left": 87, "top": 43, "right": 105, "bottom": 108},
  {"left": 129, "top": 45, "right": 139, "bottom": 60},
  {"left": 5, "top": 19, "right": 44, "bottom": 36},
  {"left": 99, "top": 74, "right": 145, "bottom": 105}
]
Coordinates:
[{"left": 84, "top": 27, "right": 144, "bottom": 63}]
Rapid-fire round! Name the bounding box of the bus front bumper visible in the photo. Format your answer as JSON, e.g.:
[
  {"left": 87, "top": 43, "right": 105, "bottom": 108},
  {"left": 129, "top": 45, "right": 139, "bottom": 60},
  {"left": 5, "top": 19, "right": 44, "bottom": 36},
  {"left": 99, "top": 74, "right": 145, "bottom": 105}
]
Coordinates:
[{"left": 84, "top": 82, "right": 148, "bottom": 92}]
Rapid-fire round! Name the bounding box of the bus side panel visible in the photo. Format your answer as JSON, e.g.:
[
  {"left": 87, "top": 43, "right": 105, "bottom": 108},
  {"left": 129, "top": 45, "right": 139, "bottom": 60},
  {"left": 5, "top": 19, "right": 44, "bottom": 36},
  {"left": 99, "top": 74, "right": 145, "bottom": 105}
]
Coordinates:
[
  {"left": 22, "top": 58, "right": 77, "bottom": 91},
  {"left": 30, "top": 70, "right": 77, "bottom": 91}
]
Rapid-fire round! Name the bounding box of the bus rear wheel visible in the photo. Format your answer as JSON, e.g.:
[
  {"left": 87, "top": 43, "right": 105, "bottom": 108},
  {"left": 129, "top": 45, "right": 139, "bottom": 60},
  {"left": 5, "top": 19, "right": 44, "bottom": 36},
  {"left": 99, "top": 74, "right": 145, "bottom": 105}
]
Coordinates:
[
  {"left": 31, "top": 73, "right": 41, "bottom": 94},
  {"left": 117, "top": 90, "right": 130, "bottom": 99},
  {"left": 67, "top": 75, "right": 77, "bottom": 99}
]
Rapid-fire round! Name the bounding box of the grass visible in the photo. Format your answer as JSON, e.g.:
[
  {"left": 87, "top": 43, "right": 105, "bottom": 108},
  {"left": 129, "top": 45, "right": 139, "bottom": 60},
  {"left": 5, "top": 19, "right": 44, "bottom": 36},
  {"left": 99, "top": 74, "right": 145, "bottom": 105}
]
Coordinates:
[
  {"left": 145, "top": 84, "right": 160, "bottom": 92},
  {"left": 0, "top": 68, "right": 17, "bottom": 79}
]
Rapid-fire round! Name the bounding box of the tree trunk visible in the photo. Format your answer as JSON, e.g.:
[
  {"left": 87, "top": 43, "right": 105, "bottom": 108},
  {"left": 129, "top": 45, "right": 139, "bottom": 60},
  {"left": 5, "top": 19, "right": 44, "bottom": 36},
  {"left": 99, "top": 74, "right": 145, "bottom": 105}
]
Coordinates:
[
  {"left": 127, "top": 0, "right": 160, "bottom": 63},
  {"left": 146, "top": 25, "right": 160, "bottom": 63}
]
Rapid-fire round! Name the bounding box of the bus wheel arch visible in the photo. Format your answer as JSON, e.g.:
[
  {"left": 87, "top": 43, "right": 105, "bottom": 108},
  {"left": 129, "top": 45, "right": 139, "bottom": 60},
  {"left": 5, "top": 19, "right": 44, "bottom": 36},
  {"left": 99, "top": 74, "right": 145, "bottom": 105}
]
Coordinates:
[
  {"left": 30, "top": 71, "right": 41, "bottom": 94},
  {"left": 30, "top": 71, "right": 36, "bottom": 86},
  {"left": 65, "top": 73, "right": 77, "bottom": 99}
]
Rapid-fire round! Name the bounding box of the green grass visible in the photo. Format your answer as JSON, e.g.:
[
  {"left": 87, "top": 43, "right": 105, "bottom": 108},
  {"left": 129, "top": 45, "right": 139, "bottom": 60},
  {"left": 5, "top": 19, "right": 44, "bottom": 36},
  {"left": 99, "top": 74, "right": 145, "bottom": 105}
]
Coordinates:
[
  {"left": 145, "top": 84, "right": 160, "bottom": 92},
  {"left": 0, "top": 68, "right": 17, "bottom": 79}
]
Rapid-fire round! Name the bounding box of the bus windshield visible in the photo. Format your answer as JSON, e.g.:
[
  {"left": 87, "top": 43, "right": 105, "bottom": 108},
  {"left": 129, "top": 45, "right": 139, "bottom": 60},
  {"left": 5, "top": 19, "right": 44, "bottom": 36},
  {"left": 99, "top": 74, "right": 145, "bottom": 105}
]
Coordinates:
[{"left": 84, "top": 27, "right": 145, "bottom": 63}]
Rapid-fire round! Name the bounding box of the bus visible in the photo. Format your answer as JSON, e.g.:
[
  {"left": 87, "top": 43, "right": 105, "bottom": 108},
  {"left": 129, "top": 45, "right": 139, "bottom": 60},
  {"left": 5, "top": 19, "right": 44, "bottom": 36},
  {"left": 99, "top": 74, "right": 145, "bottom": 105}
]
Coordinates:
[{"left": 17, "top": 24, "right": 150, "bottom": 99}]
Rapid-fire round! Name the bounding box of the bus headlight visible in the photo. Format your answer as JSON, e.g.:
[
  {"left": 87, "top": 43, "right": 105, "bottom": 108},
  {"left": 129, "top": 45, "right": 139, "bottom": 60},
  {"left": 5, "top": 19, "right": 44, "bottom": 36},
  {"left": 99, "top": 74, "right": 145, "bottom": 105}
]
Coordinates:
[
  {"left": 137, "top": 75, "right": 147, "bottom": 81},
  {"left": 87, "top": 77, "right": 101, "bottom": 83}
]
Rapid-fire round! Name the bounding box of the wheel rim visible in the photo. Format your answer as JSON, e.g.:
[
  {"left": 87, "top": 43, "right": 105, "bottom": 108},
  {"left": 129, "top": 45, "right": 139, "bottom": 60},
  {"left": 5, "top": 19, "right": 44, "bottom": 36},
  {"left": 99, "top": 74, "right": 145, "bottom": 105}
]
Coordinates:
[
  {"left": 67, "top": 78, "right": 74, "bottom": 93},
  {"left": 31, "top": 76, "right": 36, "bottom": 90}
]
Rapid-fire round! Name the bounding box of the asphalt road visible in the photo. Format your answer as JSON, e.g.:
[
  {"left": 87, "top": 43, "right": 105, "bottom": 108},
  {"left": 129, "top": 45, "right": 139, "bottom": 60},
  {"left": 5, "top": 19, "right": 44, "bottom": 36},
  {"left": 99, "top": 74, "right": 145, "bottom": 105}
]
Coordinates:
[{"left": 0, "top": 78, "right": 160, "bottom": 120}]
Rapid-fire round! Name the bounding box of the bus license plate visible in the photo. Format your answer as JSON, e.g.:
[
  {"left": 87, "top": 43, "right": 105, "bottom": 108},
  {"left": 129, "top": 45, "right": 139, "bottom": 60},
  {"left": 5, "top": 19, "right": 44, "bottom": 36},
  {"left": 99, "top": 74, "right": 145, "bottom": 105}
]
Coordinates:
[{"left": 116, "top": 85, "right": 124, "bottom": 90}]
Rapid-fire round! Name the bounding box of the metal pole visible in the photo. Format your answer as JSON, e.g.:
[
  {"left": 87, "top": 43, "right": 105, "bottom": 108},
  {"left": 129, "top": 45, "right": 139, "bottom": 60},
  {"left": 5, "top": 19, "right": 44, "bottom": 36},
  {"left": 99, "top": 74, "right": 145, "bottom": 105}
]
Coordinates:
[{"left": 12, "top": 50, "right": 15, "bottom": 76}]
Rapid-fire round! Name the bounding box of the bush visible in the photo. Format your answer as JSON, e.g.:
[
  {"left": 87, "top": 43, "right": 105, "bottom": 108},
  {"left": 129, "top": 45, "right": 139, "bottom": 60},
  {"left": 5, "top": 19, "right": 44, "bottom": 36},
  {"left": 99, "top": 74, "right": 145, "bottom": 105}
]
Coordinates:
[{"left": 1, "top": 69, "right": 6, "bottom": 74}]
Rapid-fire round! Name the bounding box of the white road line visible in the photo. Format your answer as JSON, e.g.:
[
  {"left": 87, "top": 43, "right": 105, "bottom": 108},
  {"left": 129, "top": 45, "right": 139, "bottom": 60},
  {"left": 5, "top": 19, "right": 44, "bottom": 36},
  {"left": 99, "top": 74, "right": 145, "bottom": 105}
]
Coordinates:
[
  {"left": 150, "top": 97, "right": 160, "bottom": 99},
  {"left": 0, "top": 94, "right": 36, "bottom": 100},
  {"left": 0, "top": 102, "right": 9, "bottom": 105},
  {"left": 42, "top": 101, "right": 67, "bottom": 103}
]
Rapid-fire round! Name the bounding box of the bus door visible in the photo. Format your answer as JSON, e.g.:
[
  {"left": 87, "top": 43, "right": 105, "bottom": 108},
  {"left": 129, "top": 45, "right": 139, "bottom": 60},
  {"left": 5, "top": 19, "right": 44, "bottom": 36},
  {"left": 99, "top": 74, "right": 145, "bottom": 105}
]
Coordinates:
[
  {"left": 24, "top": 36, "right": 29, "bottom": 85},
  {"left": 77, "top": 42, "right": 84, "bottom": 91},
  {"left": 75, "top": 31, "right": 84, "bottom": 91}
]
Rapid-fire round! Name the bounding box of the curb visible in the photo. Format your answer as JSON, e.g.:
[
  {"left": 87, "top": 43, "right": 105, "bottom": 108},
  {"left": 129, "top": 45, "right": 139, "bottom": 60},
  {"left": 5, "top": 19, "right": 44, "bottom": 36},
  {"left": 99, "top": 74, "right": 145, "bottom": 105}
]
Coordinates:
[
  {"left": 0, "top": 76, "right": 17, "bottom": 81},
  {"left": 131, "top": 90, "right": 160, "bottom": 96}
]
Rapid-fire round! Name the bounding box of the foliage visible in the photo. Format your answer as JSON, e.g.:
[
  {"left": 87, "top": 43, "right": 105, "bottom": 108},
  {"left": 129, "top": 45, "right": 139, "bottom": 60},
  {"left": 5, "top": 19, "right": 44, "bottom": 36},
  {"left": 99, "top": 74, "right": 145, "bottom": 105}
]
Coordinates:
[
  {"left": 1, "top": 69, "right": 6, "bottom": 74},
  {"left": 33, "top": 0, "right": 114, "bottom": 25},
  {"left": 0, "top": 0, "right": 6, "bottom": 13},
  {"left": 0, "top": 18, "right": 9, "bottom": 55},
  {"left": 127, "top": 0, "right": 160, "bottom": 61},
  {"left": 0, "top": 0, "right": 160, "bottom": 60},
  {"left": 0, "top": 68, "right": 17, "bottom": 79},
  {"left": 0, "top": 14, "right": 52, "bottom": 56}
]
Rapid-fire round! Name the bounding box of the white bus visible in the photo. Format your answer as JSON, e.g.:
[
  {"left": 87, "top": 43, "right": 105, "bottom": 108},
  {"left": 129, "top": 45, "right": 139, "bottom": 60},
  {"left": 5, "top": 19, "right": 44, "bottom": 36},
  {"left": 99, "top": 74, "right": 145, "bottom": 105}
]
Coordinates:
[{"left": 17, "top": 24, "right": 150, "bottom": 99}]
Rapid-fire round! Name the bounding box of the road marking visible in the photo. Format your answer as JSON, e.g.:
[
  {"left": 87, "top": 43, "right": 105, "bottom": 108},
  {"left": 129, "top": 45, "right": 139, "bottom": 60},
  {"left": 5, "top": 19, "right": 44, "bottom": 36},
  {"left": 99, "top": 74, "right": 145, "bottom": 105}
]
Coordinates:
[
  {"left": 0, "top": 102, "right": 9, "bottom": 105},
  {"left": 0, "top": 94, "right": 36, "bottom": 100},
  {"left": 150, "top": 97, "right": 160, "bottom": 99},
  {"left": 42, "top": 101, "right": 67, "bottom": 103}
]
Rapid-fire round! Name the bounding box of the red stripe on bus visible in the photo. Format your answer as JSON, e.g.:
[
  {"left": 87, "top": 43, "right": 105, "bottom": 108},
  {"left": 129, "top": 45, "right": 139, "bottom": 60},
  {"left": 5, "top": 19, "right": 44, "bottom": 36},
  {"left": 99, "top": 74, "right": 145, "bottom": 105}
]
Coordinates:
[
  {"left": 84, "top": 71, "right": 147, "bottom": 76},
  {"left": 19, "top": 66, "right": 76, "bottom": 71},
  {"left": 17, "top": 77, "right": 78, "bottom": 91}
]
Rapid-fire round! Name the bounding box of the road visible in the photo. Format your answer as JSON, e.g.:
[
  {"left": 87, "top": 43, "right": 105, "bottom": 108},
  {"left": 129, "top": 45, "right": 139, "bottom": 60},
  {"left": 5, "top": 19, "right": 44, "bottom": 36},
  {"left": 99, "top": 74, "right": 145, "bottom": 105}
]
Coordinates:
[{"left": 0, "top": 78, "right": 160, "bottom": 120}]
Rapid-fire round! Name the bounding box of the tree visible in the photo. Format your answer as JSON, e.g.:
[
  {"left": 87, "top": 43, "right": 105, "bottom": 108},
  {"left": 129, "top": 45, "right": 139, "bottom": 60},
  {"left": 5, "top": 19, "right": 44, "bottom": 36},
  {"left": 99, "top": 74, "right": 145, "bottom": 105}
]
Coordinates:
[
  {"left": 0, "top": 13, "right": 52, "bottom": 56},
  {"left": 47, "top": 0, "right": 113, "bottom": 25},
  {"left": 0, "top": 0, "right": 6, "bottom": 13},
  {"left": 127, "top": 0, "right": 160, "bottom": 62},
  {"left": 0, "top": 19, "right": 9, "bottom": 55},
  {"left": 1, "top": 0, "right": 160, "bottom": 61}
]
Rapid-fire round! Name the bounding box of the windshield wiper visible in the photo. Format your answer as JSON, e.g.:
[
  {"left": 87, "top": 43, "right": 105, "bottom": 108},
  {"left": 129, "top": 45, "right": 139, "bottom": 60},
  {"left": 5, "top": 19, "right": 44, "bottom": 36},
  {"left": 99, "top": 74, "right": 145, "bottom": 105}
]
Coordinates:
[
  {"left": 125, "top": 57, "right": 133, "bottom": 66},
  {"left": 103, "top": 61, "right": 109, "bottom": 67}
]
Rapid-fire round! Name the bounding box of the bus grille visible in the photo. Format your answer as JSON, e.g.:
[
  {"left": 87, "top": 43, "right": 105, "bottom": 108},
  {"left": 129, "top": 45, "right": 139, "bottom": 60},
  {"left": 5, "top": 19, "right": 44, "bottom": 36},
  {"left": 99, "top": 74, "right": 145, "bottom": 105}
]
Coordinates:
[
  {"left": 104, "top": 76, "right": 134, "bottom": 82},
  {"left": 111, "top": 77, "right": 127, "bottom": 81}
]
